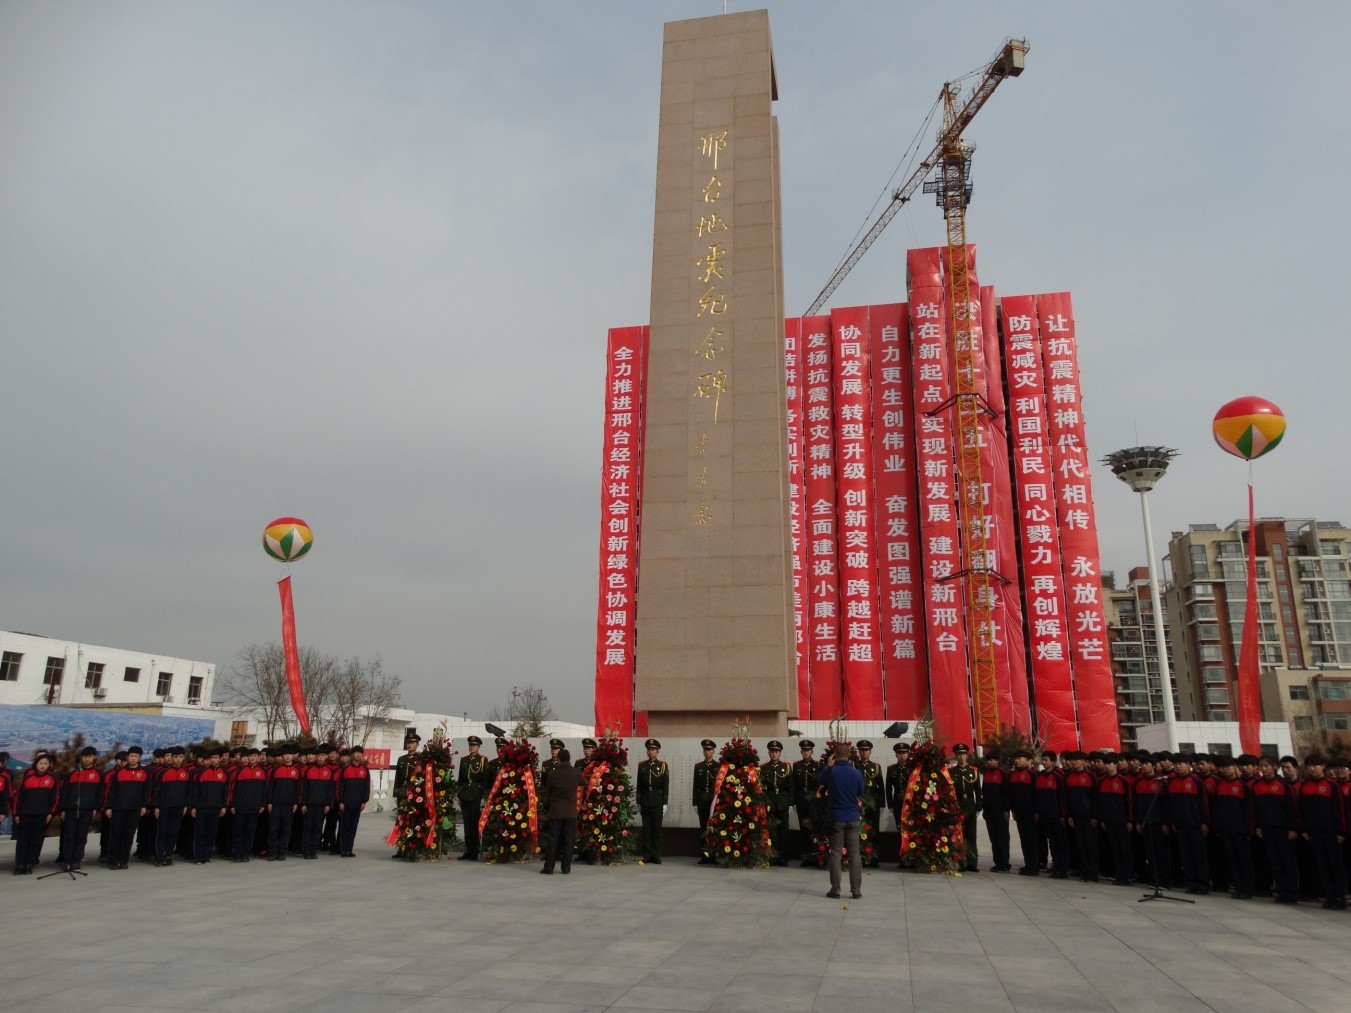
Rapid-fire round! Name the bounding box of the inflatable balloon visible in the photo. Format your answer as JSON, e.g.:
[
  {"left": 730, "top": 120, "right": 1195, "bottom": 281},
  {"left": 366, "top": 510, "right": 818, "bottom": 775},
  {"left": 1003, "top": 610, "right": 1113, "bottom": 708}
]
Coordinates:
[
  {"left": 1212, "top": 396, "right": 1285, "bottom": 461},
  {"left": 263, "top": 517, "right": 313, "bottom": 562}
]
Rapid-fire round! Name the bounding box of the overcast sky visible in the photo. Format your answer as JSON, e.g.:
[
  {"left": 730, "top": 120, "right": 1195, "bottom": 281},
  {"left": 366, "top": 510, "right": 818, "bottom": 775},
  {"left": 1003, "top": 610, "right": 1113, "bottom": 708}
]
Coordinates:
[{"left": 3, "top": 2, "right": 1348, "bottom": 723}]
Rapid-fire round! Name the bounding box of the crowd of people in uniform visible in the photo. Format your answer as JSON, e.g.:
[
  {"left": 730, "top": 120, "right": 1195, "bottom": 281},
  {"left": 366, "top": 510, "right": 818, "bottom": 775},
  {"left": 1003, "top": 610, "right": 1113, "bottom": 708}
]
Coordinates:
[
  {"left": 976, "top": 747, "right": 1350, "bottom": 910},
  {"left": 9, "top": 732, "right": 1347, "bottom": 914},
  {"left": 3, "top": 742, "right": 372, "bottom": 875}
]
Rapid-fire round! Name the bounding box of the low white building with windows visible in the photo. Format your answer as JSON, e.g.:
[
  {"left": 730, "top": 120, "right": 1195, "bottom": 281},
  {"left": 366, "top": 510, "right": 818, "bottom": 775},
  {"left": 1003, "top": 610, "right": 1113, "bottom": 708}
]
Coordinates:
[{"left": 0, "top": 630, "right": 216, "bottom": 710}]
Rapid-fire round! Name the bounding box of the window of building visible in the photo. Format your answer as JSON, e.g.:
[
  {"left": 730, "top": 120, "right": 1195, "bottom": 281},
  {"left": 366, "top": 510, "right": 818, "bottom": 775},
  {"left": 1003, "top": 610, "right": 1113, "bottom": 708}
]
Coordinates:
[
  {"left": 1289, "top": 685, "right": 1311, "bottom": 701},
  {"left": 1205, "top": 687, "right": 1230, "bottom": 706},
  {"left": 1278, "top": 582, "right": 1291, "bottom": 602},
  {"left": 1208, "top": 743, "right": 1234, "bottom": 757},
  {"left": 1260, "top": 743, "right": 1279, "bottom": 760},
  {"left": 1312, "top": 645, "right": 1338, "bottom": 665},
  {"left": 123, "top": 666, "right": 140, "bottom": 683},
  {"left": 1293, "top": 716, "right": 1314, "bottom": 731},
  {"left": 43, "top": 656, "right": 65, "bottom": 686},
  {"left": 1178, "top": 741, "right": 1196, "bottom": 752},
  {"left": 1328, "top": 581, "right": 1351, "bottom": 600},
  {"left": 1202, "top": 667, "right": 1228, "bottom": 685},
  {"left": 84, "top": 662, "right": 104, "bottom": 690},
  {"left": 1192, "top": 604, "right": 1217, "bottom": 620},
  {"left": 1272, "top": 544, "right": 1285, "bottom": 560},
  {"left": 1210, "top": 710, "right": 1232, "bottom": 721},
  {"left": 187, "top": 676, "right": 203, "bottom": 705},
  {"left": 1319, "top": 541, "right": 1341, "bottom": 556},
  {"left": 155, "top": 672, "right": 173, "bottom": 697},
  {"left": 1260, "top": 644, "right": 1285, "bottom": 664},
  {"left": 1318, "top": 681, "right": 1351, "bottom": 701},
  {"left": 230, "top": 721, "right": 249, "bottom": 747},
  {"left": 1198, "top": 645, "right": 1223, "bottom": 662},
  {"left": 1196, "top": 624, "right": 1220, "bottom": 640},
  {"left": 1324, "top": 715, "right": 1351, "bottom": 731},
  {"left": 0, "top": 651, "right": 21, "bottom": 682}
]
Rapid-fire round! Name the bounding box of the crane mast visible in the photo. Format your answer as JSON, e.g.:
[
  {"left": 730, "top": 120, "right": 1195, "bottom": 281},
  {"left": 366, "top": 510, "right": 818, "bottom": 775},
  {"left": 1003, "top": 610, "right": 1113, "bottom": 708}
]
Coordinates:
[{"left": 805, "top": 39, "right": 1027, "bottom": 745}]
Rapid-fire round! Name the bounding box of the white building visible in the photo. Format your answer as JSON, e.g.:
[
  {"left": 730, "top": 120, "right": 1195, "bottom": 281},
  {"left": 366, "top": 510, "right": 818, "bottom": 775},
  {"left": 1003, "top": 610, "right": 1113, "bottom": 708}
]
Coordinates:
[
  {"left": 0, "top": 630, "right": 216, "bottom": 709},
  {"left": 1136, "top": 720, "right": 1294, "bottom": 759}
]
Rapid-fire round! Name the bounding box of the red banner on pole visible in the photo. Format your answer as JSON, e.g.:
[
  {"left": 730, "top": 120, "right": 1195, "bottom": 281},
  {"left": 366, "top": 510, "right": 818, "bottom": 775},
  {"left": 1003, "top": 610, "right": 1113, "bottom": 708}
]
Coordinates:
[
  {"left": 869, "top": 302, "right": 927, "bottom": 720},
  {"left": 908, "top": 247, "right": 971, "bottom": 745},
  {"left": 1237, "top": 484, "right": 1262, "bottom": 756},
  {"left": 785, "top": 318, "right": 811, "bottom": 718},
  {"left": 802, "top": 316, "right": 843, "bottom": 718},
  {"left": 1036, "top": 293, "right": 1118, "bottom": 750},
  {"left": 277, "top": 575, "right": 311, "bottom": 735},
  {"left": 1001, "top": 296, "right": 1077, "bottom": 749},
  {"left": 594, "top": 326, "right": 648, "bottom": 735},
  {"left": 831, "top": 306, "right": 884, "bottom": 718}
]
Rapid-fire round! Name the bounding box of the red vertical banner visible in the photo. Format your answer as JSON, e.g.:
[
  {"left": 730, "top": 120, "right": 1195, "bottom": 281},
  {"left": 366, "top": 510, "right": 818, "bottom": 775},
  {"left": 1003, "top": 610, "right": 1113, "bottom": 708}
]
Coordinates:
[
  {"left": 277, "top": 575, "right": 311, "bottom": 735},
  {"left": 1001, "top": 297, "right": 1077, "bottom": 749},
  {"left": 831, "top": 306, "right": 884, "bottom": 718},
  {"left": 1237, "top": 485, "right": 1261, "bottom": 756},
  {"left": 785, "top": 318, "right": 811, "bottom": 719},
  {"left": 802, "top": 316, "right": 843, "bottom": 718},
  {"left": 869, "top": 302, "right": 927, "bottom": 720},
  {"left": 594, "top": 326, "right": 648, "bottom": 735},
  {"left": 908, "top": 247, "right": 971, "bottom": 744},
  {"left": 1036, "top": 294, "right": 1118, "bottom": 749},
  {"left": 981, "top": 289, "right": 1030, "bottom": 734}
]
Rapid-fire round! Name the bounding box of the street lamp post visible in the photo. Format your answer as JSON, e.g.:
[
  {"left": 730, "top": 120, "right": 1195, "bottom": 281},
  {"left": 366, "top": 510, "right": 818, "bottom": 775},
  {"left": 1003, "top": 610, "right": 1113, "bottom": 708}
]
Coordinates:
[{"left": 1104, "top": 447, "right": 1180, "bottom": 752}]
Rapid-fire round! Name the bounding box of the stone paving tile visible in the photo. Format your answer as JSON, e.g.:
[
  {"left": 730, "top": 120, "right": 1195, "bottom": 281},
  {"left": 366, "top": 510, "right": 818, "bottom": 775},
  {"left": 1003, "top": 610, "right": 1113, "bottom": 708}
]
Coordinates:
[{"left": 613, "top": 984, "right": 720, "bottom": 1011}]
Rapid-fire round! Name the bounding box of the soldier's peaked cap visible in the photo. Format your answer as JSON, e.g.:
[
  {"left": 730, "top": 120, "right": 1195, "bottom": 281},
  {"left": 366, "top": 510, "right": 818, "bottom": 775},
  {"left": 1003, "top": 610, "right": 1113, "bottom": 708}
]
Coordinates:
[
  {"left": 467, "top": 735, "right": 482, "bottom": 745},
  {"left": 644, "top": 738, "right": 661, "bottom": 749},
  {"left": 893, "top": 743, "right": 906, "bottom": 753},
  {"left": 857, "top": 740, "right": 873, "bottom": 750},
  {"left": 799, "top": 740, "right": 815, "bottom": 750},
  {"left": 952, "top": 743, "right": 970, "bottom": 754},
  {"left": 404, "top": 732, "right": 421, "bottom": 743},
  {"left": 549, "top": 738, "right": 564, "bottom": 748},
  {"left": 581, "top": 738, "right": 597, "bottom": 748},
  {"left": 767, "top": 740, "right": 783, "bottom": 751},
  {"left": 701, "top": 739, "right": 716, "bottom": 749}
]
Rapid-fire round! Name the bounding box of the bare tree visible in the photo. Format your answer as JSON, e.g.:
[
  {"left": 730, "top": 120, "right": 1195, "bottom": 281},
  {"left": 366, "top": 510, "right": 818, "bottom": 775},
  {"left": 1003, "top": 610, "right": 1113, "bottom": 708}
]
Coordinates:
[
  {"left": 487, "top": 685, "right": 556, "bottom": 738},
  {"left": 323, "top": 656, "right": 402, "bottom": 746},
  {"left": 222, "top": 643, "right": 393, "bottom": 744}
]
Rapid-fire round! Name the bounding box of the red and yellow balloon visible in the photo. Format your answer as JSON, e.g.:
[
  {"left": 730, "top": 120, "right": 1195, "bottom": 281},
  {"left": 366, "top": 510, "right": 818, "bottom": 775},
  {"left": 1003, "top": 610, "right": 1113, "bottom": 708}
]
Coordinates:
[
  {"left": 1212, "top": 396, "right": 1285, "bottom": 461},
  {"left": 262, "top": 516, "right": 313, "bottom": 562}
]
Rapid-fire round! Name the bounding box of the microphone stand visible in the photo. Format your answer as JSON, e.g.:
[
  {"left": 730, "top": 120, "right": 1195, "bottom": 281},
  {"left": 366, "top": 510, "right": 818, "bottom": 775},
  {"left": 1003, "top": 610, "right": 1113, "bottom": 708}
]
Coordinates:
[
  {"left": 39, "top": 800, "right": 88, "bottom": 881},
  {"left": 1138, "top": 775, "right": 1189, "bottom": 905}
]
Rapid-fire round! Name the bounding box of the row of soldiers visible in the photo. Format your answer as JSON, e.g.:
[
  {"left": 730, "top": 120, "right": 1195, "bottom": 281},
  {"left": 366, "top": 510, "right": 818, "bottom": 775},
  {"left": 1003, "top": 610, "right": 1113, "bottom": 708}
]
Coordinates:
[
  {"left": 8, "top": 742, "right": 371, "bottom": 875},
  {"left": 978, "top": 748, "right": 1350, "bottom": 909}
]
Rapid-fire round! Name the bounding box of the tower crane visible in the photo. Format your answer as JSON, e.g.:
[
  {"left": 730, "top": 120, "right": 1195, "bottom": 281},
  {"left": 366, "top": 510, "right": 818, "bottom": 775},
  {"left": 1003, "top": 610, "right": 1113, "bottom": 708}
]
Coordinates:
[{"left": 805, "top": 39, "right": 1028, "bottom": 745}]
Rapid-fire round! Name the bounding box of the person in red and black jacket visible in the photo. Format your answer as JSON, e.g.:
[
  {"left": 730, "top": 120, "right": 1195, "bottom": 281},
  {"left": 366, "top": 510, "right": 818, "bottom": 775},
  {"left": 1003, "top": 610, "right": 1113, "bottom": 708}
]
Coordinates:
[
  {"left": 301, "top": 744, "right": 338, "bottom": 860},
  {"left": 1034, "top": 750, "right": 1069, "bottom": 879},
  {"left": 60, "top": 746, "right": 104, "bottom": 872},
  {"left": 1095, "top": 753, "right": 1132, "bottom": 885},
  {"left": 103, "top": 746, "right": 148, "bottom": 870},
  {"left": 266, "top": 745, "right": 302, "bottom": 861},
  {"left": 190, "top": 750, "right": 229, "bottom": 863},
  {"left": 151, "top": 746, "right": 192, "bottom": 867},
  {"left": 1165, "top": 753, "right": 1210, "bottom": 894},
  {"left": 1007, "top": 750, "right": 1038, "bottom": 876},
  {"left": 228, "top": 748, "right": 268, "bottom": 862},
  {"left": 1063, "top": 751, "right": 1099, "bottom": 883},
  {"left": 336, "top": 745, "right": 371, "bottom": 857},
  {"left": 0, "top": 752, "right": 14, "bottom": 835},
  {"left": 1131, "top": 753, "right": 1171, "bottom": 889},
  {"left": 322, "top": 745, "right": 344, "bottom": 854},
  {"left": 980, "top": 750, "right": 1011, "bottom": 872},
  {"left": 1211, "top": 755, "right": 1254, "bottom": 899},
  {"left": 1297, "top": 754, "right": 1346, "bottom": 910},
  {"left": 1331, "top": 756, "right": 1351, "bottom": 891},
  {"left": 287, "top": 747, "right": 313, "bottom": 856},
  {"left": 12, "top": 753, "right": 59, "bottom": 874},
  {"left": 1252, "top": 754, "right": 1300, "bottom": 904}
]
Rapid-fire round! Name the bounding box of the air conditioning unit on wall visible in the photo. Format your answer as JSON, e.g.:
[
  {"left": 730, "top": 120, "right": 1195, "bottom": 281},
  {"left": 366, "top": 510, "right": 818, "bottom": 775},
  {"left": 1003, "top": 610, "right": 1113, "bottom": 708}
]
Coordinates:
[{"left": 93, "top": 687, "right": 108, "bottom": 698}]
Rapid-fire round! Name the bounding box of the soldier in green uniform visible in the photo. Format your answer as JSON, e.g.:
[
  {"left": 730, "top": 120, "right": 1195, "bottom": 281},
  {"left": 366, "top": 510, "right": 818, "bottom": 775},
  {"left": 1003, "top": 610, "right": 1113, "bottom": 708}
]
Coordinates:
[
  {"left": 792, "top": 740, "right": 820, "bottom": 866},
  {"left": 538, "top": 738, "right": 564, "bottom": 794},
  {"left": 392, "top": 731, "right": 421, "bottom": 801},
  {"left": 486, "top": 736, "right": 507, "bottom": 785},
  {"left": 456, "top": 735, "right": 493, "bottom": 861},
  {"left": 693, "top": 738, "right": 719, "bottom": 864},
  {"left": 950, "top": 743, "right": 982, "bottom": 872},
  {"left": 761, "top": 740, "right": 793, "bottom": 867},
  {"left": 886, "top": 742, "right": 910, "bottom": 866},
  {"left": 636, "top": 738, "right": 669, "bottom": 864},
  {"left": 855, "top": 740, "right": 885, "bottom": 868},
  {"left": 575, "top": 738, "right": 597, "bottom": 768}
]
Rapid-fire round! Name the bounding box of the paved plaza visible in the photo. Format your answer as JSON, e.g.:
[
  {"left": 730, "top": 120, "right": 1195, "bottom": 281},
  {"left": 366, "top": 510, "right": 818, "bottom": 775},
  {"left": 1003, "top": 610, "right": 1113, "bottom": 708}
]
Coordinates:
[{"left": 3, "top": 821, "right": 1351, "bottom": 1013}]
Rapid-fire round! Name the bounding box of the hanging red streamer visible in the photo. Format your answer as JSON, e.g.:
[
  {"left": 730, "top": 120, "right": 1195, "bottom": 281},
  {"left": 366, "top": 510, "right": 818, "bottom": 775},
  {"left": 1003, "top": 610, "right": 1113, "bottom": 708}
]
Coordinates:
[
  {"left": 277, "top": 576, "right": 311, "bottom": 734},
  {"left": 1237, "top": 483, "right": 1262, "bottom": 756}
]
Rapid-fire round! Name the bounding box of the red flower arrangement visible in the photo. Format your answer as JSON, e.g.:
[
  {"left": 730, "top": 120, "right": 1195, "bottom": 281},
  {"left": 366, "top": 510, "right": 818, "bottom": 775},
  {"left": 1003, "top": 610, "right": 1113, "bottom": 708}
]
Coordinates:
[
  {"left": 575, "top": 735, "right": 634, "bottom": 865},
  {"left": 479, "top": 738, "right": 540, "bottom": 864},
  {"left": 899, "top": 739, "right": 964, "bottom": 875},
  {"left": 700, "top": 731, "right": 773, "bottom": 869},
  {"left": 387, "top": 734, "right": 458, "bottom": 861}
]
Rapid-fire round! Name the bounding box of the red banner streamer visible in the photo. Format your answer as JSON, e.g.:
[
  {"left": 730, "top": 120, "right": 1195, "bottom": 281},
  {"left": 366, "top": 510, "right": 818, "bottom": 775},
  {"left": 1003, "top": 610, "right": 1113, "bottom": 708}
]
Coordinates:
[
  {"left": 277, "top": 576, "right": 310, "bottom": 734},
  {"left": 1237, "top": 483, "right": 1262, "bottom": 756}
]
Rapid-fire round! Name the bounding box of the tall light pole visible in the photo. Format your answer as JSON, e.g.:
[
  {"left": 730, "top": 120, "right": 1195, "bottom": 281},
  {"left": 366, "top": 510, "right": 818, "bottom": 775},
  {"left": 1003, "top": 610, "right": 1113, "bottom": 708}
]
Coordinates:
[{"left": 1104, "top": 447, "right": 1180, "bottom": 752}]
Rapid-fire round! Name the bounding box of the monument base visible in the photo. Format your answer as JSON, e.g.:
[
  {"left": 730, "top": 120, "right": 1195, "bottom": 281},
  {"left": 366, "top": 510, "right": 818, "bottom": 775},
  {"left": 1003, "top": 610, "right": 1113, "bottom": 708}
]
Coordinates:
[{"left": 645, "top": 709, "right": 789, "bottom": 737}]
